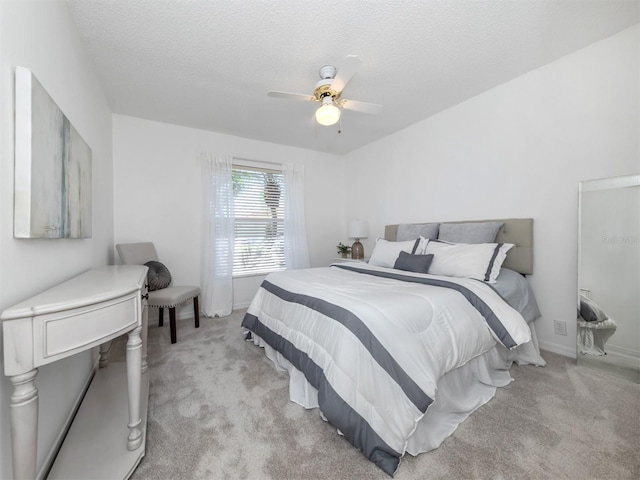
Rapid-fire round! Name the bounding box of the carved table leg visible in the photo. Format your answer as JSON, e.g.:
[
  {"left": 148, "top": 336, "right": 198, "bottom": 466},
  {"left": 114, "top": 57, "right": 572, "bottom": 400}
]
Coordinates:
[
  {"left": 98, "top": 340, "right": 112, "bottom": 368},
  {"left": 141, "top": 305, "right": 149, "bottom": 374},
  {"left": 10, "top": 369, "right": 38, "bottom": 480},
  {"left": 125, "top": 325, "right": 143, "bottom": 451}
]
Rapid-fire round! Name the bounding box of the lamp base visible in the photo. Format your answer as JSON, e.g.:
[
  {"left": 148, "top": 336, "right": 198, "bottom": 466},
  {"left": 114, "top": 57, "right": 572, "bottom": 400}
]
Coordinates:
[{"left": 351, "top": 239, "right": 364, "bottom": 259}]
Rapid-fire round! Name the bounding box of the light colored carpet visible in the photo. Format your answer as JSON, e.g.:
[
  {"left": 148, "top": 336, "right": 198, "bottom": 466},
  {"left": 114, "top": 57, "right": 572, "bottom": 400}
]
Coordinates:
[{"left": 113, "top": 310, "right": 640, "bottom": 479}]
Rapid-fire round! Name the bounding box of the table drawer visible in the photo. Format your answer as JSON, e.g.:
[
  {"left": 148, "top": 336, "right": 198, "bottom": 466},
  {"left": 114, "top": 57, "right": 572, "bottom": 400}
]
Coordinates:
[{"left": 35, "top": 293, "right": 140, "bottom": 365}]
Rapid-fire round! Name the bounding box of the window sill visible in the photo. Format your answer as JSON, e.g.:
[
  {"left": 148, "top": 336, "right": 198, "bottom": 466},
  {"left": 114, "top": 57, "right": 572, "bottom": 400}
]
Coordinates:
[{"left": 232, "top": 269, "right": 285, "bottom": 279}]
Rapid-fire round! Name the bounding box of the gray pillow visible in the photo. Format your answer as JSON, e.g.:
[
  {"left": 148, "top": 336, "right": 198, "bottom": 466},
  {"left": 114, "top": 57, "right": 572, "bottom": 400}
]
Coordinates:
[
  {"left": 145, "top": 260, "right": 172, "bottom": 291},
  {"left": 492, "top": 268, "right": 541, "bottom": 322},
  {"left": 579, "top": 295, "right": 608, "bottom": 322},
  {"left": 393, "top": 252, "right": 434, "bottom": 274},
  {"left": 397, "top": 223, "right": 440, "bottom": 241},
  {"left": 438, "top": 221, "right": 504, "bottom": 244}
]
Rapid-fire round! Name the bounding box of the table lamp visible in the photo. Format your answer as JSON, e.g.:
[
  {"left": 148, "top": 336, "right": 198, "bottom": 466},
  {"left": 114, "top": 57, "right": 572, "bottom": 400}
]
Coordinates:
[{"left": 348, "top": 220, "right": 369, "bottom": 259}]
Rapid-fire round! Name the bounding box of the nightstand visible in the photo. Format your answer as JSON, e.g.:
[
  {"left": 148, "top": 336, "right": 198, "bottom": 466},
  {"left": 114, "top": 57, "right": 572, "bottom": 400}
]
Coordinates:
[{"left": 333, "top": 257, "right": 369, "bottom": 264}]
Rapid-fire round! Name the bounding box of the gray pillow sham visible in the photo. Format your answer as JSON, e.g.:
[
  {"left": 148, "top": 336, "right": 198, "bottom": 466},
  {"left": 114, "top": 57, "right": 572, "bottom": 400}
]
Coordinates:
[
  {"left": 397, "top": 223, "right": 440, "bottom": 241},
  {"left": 438, "top": 221, "right": 504, "bottom": 244}
]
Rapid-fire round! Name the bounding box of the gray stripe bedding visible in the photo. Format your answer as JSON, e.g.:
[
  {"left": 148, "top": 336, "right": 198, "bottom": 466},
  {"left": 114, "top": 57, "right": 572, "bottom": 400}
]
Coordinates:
[{"left": 241, "top": 263, "right": 532, "bottom": 476}]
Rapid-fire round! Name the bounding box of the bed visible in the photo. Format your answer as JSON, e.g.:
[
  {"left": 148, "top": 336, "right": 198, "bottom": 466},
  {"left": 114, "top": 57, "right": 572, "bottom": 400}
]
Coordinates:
[{"left": 241, "top": 218, "right": 545, "bottom": 476}]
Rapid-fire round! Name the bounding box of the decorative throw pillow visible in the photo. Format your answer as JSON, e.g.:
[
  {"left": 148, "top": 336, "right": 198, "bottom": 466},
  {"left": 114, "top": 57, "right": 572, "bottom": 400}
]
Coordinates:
[
  {"left": 368, "top": 238, "right": 426, "bottom": 268},
  {"left": 144, "top": 260, "right": 171, "bottom": 291},
  {"left": 579, "top": 295, "right": 609, "bottom": 322},
  {"left": 438, "top": 222, "right": 504, "bottom": 244},
  {"left": 424, "top": 240, "right": 513, "bottom": 283},
  {"left": 393, "top": 252, "right": 434, "bottom": 274}
]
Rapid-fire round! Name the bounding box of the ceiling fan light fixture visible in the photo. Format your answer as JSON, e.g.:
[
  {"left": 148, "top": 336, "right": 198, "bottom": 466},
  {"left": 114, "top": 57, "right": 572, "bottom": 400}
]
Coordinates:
[
  {"left": 315, "top": 98, "right": 341, "bottom": 126},
  {"left": 269, "top": 55, "right": 381, "bottom": 128}
]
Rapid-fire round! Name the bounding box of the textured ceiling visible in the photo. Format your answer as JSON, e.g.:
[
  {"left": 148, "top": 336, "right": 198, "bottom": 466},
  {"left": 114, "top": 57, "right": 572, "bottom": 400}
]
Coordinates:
[{"left": 66, "top": 0, "right": 639, "bottom": 156}]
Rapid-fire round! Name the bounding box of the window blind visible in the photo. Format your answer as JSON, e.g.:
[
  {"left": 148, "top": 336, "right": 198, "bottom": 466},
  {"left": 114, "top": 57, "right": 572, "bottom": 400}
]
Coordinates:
[{"left": 232, "top": 166, "right": 285, "bottom": 277}]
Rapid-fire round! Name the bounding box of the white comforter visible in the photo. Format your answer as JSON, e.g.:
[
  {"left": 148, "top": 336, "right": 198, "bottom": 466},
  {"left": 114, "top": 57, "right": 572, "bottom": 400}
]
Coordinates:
[{"left": 242, "top": 263, "right": 532, "bottom": 475}]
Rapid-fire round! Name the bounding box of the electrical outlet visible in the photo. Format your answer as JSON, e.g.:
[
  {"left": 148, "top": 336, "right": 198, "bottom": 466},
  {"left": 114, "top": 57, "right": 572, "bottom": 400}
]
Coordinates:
[{"left": 554, "top": 320, "right": 567, "bottom": 336}]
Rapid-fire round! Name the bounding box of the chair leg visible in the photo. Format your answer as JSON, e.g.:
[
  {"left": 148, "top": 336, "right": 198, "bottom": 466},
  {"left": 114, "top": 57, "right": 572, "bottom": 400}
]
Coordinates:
[
  {"left": 158, "top": 308, "right": 164, "bottom": 327},
  {"left": 169, "top": 308, "right": 177, "bottom": 344},
  {"left": 193, "top": 296, "right": 200, "bottom": 328}
]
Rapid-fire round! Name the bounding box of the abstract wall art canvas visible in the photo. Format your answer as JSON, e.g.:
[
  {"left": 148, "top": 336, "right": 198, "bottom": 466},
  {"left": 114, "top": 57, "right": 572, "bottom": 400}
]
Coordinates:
[{"left": 14, "top": 66, "right": 92, "bottom": 239}]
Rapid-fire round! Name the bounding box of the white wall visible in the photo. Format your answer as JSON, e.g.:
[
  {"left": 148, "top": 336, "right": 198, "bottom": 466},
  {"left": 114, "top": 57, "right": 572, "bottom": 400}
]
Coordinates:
[
  {"left": 0, "top": 9, "right": 632, "bottom": 477},
  {"left": 112, "top": 115, "right": 346, "bottom": 313},
  {"left": 343, "top": 25, "right": 639, "bottom": 358},
  {"left": 0, "top": 1, "right": 113, "bottom": 477}
]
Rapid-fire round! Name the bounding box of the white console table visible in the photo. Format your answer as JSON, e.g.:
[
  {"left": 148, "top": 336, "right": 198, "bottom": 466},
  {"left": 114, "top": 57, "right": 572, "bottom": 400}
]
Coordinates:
[{"left": 1, "top": 265, "right": 149, "bottom": 480}]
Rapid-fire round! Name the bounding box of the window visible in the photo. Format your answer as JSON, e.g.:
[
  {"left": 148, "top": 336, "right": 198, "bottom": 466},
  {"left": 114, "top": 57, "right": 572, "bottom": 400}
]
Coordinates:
[{"left": 232, "top": 165, "right": 285, "bottom": 277}]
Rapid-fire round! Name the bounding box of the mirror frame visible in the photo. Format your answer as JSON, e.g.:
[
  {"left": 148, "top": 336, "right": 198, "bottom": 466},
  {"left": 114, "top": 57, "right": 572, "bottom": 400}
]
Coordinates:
[{"left": 577, "top": 173, "right": 639, "bottom": 382}]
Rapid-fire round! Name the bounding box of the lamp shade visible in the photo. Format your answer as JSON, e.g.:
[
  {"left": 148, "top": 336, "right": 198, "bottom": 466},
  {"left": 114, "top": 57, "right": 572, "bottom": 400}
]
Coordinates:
[
  {"left": 315, "top": 98, "right": 341, "bottom": 126},
  {"left": 348, "top": 220, "right": 369, "bottom": 239}
]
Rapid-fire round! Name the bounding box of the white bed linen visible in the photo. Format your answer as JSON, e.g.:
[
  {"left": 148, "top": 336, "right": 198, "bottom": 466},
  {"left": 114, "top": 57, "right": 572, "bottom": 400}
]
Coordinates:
[
  {"left": 242, "top": 263, "right": 544, "bottom": 475},
  {"left": 249, "top": 325, "right": 544, "bottom": 457}
]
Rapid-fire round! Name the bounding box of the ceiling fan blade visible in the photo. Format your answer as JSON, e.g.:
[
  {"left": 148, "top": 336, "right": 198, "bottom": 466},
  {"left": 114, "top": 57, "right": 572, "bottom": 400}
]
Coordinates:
[
  {"left": 267, "top": 91, "right": 315, "bottom": 102},
  {"left": 330, "top": 55, "right": 362, "bottom": 93},
  {"left": 340, "top": 98, "right": 382, "bottom": 115}
]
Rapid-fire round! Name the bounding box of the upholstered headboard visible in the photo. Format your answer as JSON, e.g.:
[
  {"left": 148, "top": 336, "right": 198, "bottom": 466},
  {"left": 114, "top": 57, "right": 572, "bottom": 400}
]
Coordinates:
[{"left": 384, "top": 218, "right": 533, "bottom": 275}]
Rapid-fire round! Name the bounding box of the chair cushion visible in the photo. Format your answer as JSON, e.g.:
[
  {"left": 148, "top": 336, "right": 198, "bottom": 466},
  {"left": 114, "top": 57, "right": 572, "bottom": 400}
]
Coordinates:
[
  {"left": 145, "top": 260, "right": 172, "bottom": 291},
  {"left": 147, "top": 286, "right": 200, "bottom": 308}
]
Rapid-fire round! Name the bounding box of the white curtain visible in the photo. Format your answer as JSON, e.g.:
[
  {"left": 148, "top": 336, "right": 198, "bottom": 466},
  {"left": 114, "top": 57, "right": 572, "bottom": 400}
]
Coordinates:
[
  {"left": 201, "top": 153, "right": 234, "bottom": 317},
  {"left": 283, "top": 163, "right": 310, "bottom": 269}
]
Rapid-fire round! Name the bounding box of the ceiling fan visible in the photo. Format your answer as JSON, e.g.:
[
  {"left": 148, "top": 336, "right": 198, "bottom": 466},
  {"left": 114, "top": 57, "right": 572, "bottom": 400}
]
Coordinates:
[{"left": 267, "top": 55, "right": 382, "bottom": 127}]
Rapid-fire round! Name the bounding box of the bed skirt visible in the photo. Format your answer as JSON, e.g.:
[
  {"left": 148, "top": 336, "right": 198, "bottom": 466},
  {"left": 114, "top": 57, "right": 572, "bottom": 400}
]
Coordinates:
[{"left": 246, "top": 325, "right": 545, "bottom": 457}]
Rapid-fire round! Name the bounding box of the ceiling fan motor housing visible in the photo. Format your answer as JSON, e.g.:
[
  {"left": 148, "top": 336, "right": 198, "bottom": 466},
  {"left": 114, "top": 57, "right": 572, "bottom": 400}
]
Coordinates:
[
  {"left": 318, "top": 65, "right": 337, "bottom": 80},
  {"left": 313, "top": 65, "right": 340, "bottom": 102}
]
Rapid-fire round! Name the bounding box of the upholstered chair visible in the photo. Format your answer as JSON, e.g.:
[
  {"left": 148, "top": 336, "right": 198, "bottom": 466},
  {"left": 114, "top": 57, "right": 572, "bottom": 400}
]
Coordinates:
[{"left": 116, "top": 242, "right": 200, "bottom": 344}]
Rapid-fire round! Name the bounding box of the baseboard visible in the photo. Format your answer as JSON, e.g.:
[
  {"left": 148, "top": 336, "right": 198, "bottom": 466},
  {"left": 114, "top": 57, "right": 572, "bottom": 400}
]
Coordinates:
[
  {"left": 38, "top": 357, "right": 99, "bottom": 480},
  {"left": 538, "top": 339, "right": 577, "bottom": 359},
  {"left": 147, "top": 303, "right": 250, "bottom": 321},
  {"left": 605, "top": 343, "right": 640, "bottom": 360},
  {"left": 147, "top": 307, "right": 198, "bottom": 322},
  {"left": 148, "top": 308, "right": 245, "bottom": 322}
]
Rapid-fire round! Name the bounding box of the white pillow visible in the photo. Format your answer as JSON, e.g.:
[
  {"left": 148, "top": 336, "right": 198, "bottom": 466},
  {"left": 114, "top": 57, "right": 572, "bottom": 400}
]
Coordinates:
[
  {"left": 368, "top": 238, "right": 426, "bottom": 268},
  {"left": 424, "top": 240, "right": 514, "bottom": 283}
]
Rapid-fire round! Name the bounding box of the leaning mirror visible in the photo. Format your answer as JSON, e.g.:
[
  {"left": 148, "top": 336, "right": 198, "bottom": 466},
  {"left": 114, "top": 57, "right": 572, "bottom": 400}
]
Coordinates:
[{"left": 577, "top": 174, "right": 639, "bottom": 383}]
